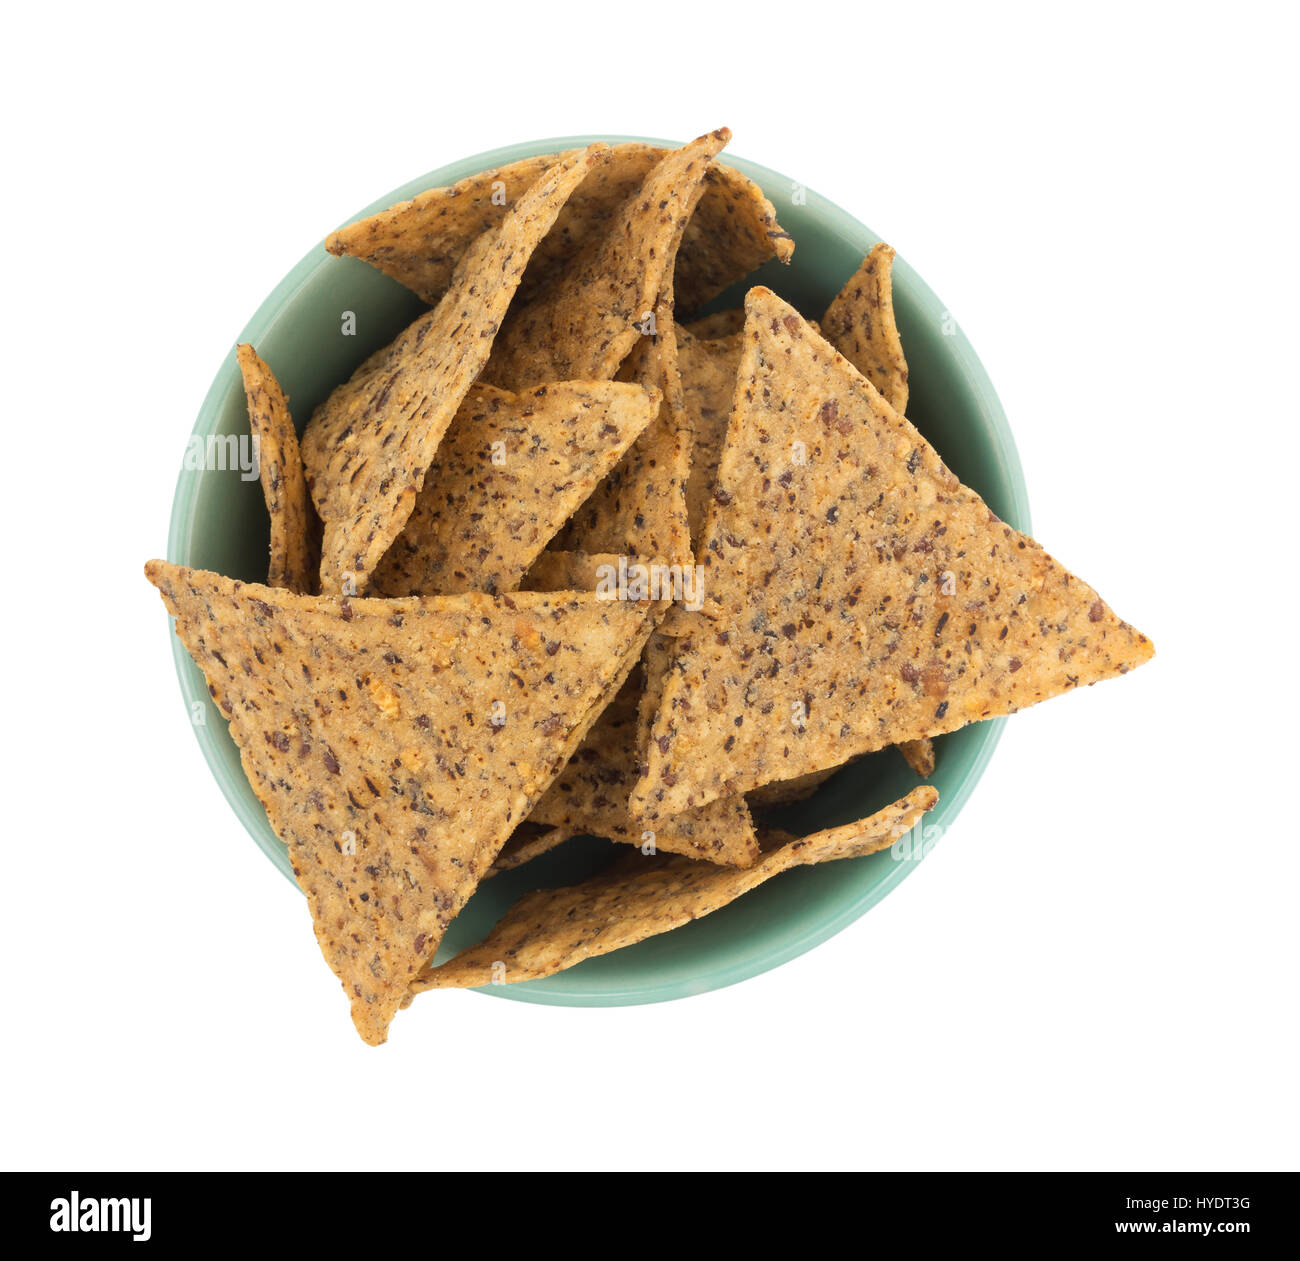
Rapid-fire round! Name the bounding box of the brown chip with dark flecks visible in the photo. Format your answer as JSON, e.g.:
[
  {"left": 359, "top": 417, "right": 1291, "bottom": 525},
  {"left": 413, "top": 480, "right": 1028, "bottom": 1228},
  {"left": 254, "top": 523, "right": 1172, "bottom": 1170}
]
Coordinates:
[
  {"left": 144, "top": 559, "right": 661, "bottom": 1045},
  {"left": 676, "top": 323, "right": 743, "bottom": 548},
  {"left": 551, "top": 297, "right": 693, "bottom": 566},
  {"left": 821, "top": 249, "right": 931, "bottom": 776},
  {"left": 235, "top": 344, "right": 320, "bottom": 594},
  {"left": 629, "top": 288, "right": 1154, "bottom": 819},
  {"left": 300, "top": 145, "right": 606, "bottom": 596},
  {"left": 324, "top": 142, "right": 791, "bottom": 315},
  {"left": 526, "top": 675, "right": 760, "bottom": 866},
  {"left": 487, "top": 823, "right": 577, "bottom": 878},
  {"left": 746, "top": 765, "right": 842, "bottom": 809},
  {"left": 684, "top": 307, "right": 745, "bottom": 340},
  {"left": 897, "top": 738, "right": 936, "bottom": 778},
  {"left": 370, "top": 380, "right": 659, "bottom": 597},
  {"left": 409, "top": 788, "right": 936, "bottom": 991},
  {"left": 483, "top": 131, "right": 730, "bottom": 391},
  {"left": 521, "top": 550, "right": 638, "bottom": 594},
  {"left": 523, "top": 562, "right": 756, "bottom": 865},
  {"left": 821, "top": 243, "right": 910, "bottom": 415}
]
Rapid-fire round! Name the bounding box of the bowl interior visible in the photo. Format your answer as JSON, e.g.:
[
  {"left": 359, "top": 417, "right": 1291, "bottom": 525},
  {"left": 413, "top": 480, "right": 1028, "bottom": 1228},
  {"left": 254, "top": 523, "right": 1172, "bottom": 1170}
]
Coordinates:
[{"left": 166, "top": 135, "right": 1030, "bottom": 1006}]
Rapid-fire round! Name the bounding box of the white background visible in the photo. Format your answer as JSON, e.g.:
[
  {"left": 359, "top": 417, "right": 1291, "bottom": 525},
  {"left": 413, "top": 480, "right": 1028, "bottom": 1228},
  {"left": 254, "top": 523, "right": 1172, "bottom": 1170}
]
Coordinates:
[{"left": 2, "top": 2, "right": 1295, "bottom": 1173}]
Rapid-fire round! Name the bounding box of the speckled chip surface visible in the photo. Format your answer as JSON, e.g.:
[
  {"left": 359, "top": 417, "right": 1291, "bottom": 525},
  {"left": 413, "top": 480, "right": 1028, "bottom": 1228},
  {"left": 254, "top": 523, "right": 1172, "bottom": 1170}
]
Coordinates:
[
  {"left": 527, "top": 676, "right": 760, "bottom": 866},
  {"left": 483, "top": 131, "right": 730, "bottom": 391},
  {"left": 676, "top": 324, "right": 743, "bottom": 547},
  {"left": 409, "top": 789, "right": 936, "bottom": 991},
  {"left": 629, "top": 288, "right": 1154, "bottom": 818},
  {"left": 370, "top": 380, "right": 659, "bottom": 596},
  {"left": 552, "top": 298, "right": 693, "bottom": 565},
  {"left": 301, "top": 145, "right": 605, "bottom": 596},
  {"left": 235, "top": 344, "right": 320, "bottom": 594},
  {"left": 821, "top": 243, "right": 910, "bottom": 416},
  {"left": 325, "top": 141, "right": 790, "bottom": 314},
  {"left": 146, "top": 560, "right": 659, "bottom": 1044}
]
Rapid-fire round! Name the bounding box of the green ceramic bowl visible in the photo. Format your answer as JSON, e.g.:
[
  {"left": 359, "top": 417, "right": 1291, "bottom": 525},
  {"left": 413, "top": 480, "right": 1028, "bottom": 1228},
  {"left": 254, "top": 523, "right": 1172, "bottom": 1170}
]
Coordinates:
[{"left": 165, "top": 135, "right": 1030, "bottom": 1006}]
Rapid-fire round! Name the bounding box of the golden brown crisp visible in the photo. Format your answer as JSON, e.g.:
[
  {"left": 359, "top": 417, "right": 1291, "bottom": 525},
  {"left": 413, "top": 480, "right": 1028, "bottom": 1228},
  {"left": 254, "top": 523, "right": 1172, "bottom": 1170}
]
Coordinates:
[
  {"left": 552, "top": 297, "right": 693, "bottom": 566},
  {"left": 301, "top": 146, "right": 606, "bottom": 596},
  {"left": 629, "top": 288, "right": 1155, "bottom": 819},
  {"left": 746, "top": 765, "right": 843, "bottom": 808},
  {"left": 325, "top": 142, "right": 792, "bottom": 315},
  {"left": 684, "top": 307, "right": 746, "bottom": 340},
  {"left": 897, "top": 738, "right": 936, "bottom": 778},
  {"left": 821, "top": 243, "right": 909, "bottom": 415},
  {"left": 487, "top": 824, "right": 576, "bottom": 878},
  {"left": 527, "top": 676, "right": 759, "bottom": 866},
  {"left": 145, "top": 560, "right": 661, "bottom": 1045},
  {"left": 370, "top": 380, "right": 658, "bottom": 596},
  {"left": 483, "top": 131, "right": 730, "bottom": 391},
  {"left": 410, "top": 788, "right": 936, "bottom": 991},
  {"left": 235, "top": 345, "right": 320, "bottom": 594},
  {"left": 676, "top": 324, "right": 743, "bottom": 547}
]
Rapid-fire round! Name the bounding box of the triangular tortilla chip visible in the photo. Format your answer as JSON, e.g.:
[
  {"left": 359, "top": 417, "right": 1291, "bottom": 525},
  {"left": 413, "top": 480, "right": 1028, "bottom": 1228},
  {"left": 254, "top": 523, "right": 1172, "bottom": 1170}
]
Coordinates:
[
  {"left": 822, "top": 249, "right": 934, "bottom": 777},
  {"left": 821, "top": 243, "right": 909, "bottom": 415},
  {"left": 551, "top": 298, "right": 693, "bottom": 564},
  {"left": 629, "top": 288, "right": 1154, "bottom": 818},
  {"left": 676, "top": 324, "right": 743, "bottom": 547},
  {"left": 527, "top": 676, "right": 759, "bottom": 866},
  {"left": 145, "top": 559, "right": 660, "bottom": 1044},
  {"left": 235, "top": 344, "right": 320, "bottom": 594},
  {"left": 325, "top": 141, "right": 791, "bottom": 314},
  {"left": 301, "top": 145, "right": 605, "bottom": 596},
  {"left": 522, "top": 560, "right": 757, "bottom": 865},
  {"left": 369, "top": 380, "right": 659, "bottom": 596},
  {"left": 409, "top": 788, "right": 936, "bottom": 991},
  {"left": 483, "top": 130, "right": 730, "bottom": 391}
]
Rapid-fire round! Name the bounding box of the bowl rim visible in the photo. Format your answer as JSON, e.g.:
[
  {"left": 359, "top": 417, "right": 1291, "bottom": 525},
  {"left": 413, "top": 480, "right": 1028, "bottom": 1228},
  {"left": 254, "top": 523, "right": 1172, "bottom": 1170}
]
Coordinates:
[{"left": 165, "top": 134, "right": 1032, "bottom": 1007}]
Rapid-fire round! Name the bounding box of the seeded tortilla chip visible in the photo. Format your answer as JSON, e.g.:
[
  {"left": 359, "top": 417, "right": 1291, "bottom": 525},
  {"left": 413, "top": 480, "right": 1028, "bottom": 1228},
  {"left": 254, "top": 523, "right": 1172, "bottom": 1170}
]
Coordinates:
[
  {"left": 235, "top": 344, "right": 320, "bottom": 594},
  {"left": 822, "top": 243, "right": 909, "bottom": 415},
  {"left": 527, "top": 677, "right": 759, "bottom": 866},
  {"left": 410, "top": 788, "right": 935, "bottom": 991},
  {"left": 325, "top": 141, "right": 790, "bottom": 314},
  {"left": 145, "top": 559, "right": 659, "bottom": 1044},
  {"left": 746, "top": 765, "right": 842, "bottom": 809},
  {"left": 677, "top": 324, "right": 743, "bottom": 546},
  {"left": 897, "top": 737, "right": 935, "bottom": 778},
  {"left": 370, "top": 380, "right": 659, "bottom": 596},
  {"left": 487, "top": 823, "right": 576, "bottom": 878},
  {"left": 301, "top": 146, "right": 604, "bottom": 596},
  {"left": 821, "top": 247, "right": 930, "bottom": 776},
  {"left": 552, "top": 299, "right": 693, "bottom": 565},
  {"left": 629, "top": 288, "right": 1154, "bottom": 818},
  {"left": 523, "top": 564, "right": 756, "bottom": 864},
  {"left": 483, "top": 131, "right": 730, "bottom": 391},
  {"left": 684, "top": 307, "right": 745, "bottom": 340}
]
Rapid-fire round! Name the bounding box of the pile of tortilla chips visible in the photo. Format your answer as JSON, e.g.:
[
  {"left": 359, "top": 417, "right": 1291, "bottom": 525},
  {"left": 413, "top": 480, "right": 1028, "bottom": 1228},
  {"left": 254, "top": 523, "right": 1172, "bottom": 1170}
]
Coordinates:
[{"left": 147, "top": 129, "right": 1153, "bottom": 1045}]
